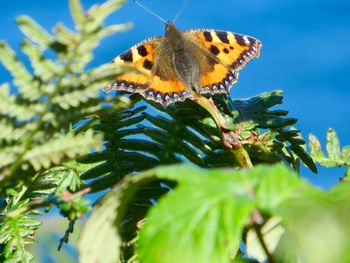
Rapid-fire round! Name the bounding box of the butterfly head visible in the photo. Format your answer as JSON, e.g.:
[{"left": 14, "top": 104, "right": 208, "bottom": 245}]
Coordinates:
[
  {"left": 164, "top": 22, "right": 184, "bottom": 50},
  {"left": 165, "top": 22, "right": 178, "bottom": 34}
]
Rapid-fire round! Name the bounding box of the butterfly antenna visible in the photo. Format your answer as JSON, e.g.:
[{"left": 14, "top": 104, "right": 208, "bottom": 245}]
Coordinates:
[
  {"left": 133, "top": 0, "right": 167, "bottom": 24},
  {"left": 172, "top": 0, "right": 188, "bottom": 24}
]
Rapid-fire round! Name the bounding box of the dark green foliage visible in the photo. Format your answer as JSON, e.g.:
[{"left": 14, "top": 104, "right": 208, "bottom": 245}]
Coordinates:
[{"left": 79, "top": 90, "right": 315, "bottom": 194}]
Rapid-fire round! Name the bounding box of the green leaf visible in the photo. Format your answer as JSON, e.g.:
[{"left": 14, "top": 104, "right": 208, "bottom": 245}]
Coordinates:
[
  {"left": 0, "top": 42, "right": 38, "bottom": 100},
  {"left": 255, "top": 164, "right": 302, "bottom": 211},
  {"left": 0, "top": 215, "right": 41, "bottom": 263},
  {"left": 137, "top": 165, "right": 255, "bottom": 263},
  {"left": 343, "top": 146, "right": 350, "bottom": 163},
  {"left": 16, "top": 16, "right": 54, "bottom": 48},
  {"left": 78, "top": 189, "right": 120, "bottom": 263},
  {"left": 22, "top": 40, "right": 60, "bottom": 81},
  {"left": 54, "top": 24, "right": 78, "bottom": 47},
  {"left": 275, "top": 129, "right": 317, "bottom": 173},
  {"left": 308, "top": 133, "right": 325, "bottom": 159},
  {"left": 329, "top": 181, "right": 350, "bottom": 201},
  {"left": 233, "top": 90, "right": 297, "bottom": 129},
  {"left": 21, "top": 165, "right": 83, "bottom": 200},
  {"left": 0, "top": 84, "right": 37, "bottom": 121},
  {"left": 326, "top": 128, "right": 341, "bottom": 162},
  {"left": 78, "top": 171, "right": 159, "bottom": 263},
  {"left": 69, "top": 0, "right": 85, "bottom": 30},
  {"left": 275, "top": 193, "right": 350, "bottom": 263},
  {"left": 98, "top": 23, "right": 133, "bottom": 39},
  {"left": 0, "top": 117, "right": 28, "bottom": 141},
  {"left": 23, "top": 130, "right": 102, "bottom": 171},
  {"left": 289, "top": 143, "right": 317, "bottom": 173},
  {"left": 87, "top": 0, "right": 125, "bottom": 30},
  {"left": 343, "top": 168, "right": 350, "bottom": 183},
  {"left": 309, "top": 129, "right": 350, "bottom": 171}
]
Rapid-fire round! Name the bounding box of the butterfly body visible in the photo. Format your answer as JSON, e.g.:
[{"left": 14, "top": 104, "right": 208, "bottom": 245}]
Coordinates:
[
  {"left": 164, "top": 24, "right": 202, "bottom": 92},
  {"left": 105, "top": 22, "right": 262, "bottom": 106}
]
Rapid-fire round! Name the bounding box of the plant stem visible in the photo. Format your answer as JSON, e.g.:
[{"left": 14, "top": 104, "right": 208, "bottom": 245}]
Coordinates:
[
  {"left": 194, "top": 94, "right": 253, "bottom": 168},
  {"left": 251, "top": 208, "right": 275, "bottom": 263},
  {"left": 254, "top": 223, "right": 276, "bottom": 263},
  {"left": 233, "top": 147, "right": 253, "bottom": 168},
  {"left": 194, "top": 94, "right": 231, "bottom": 130}
]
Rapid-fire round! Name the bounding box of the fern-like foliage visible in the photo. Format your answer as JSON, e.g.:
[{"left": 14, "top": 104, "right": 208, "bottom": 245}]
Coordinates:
[
  {"left": 309, "top": 128, "right": 350, "bottom": 177},
  {"left": 0, "top": 0, "right": 131, "bottom": 181},
  {"left": 0, "top": 0, "right": 132, "bottom": 261},
  {"left": 80, "top": 90, "right": 316, "bottom": 192}
]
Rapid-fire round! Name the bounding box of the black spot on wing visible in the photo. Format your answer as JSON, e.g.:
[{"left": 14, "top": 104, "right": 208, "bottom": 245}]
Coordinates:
[
  {"left": 215, "top": 31, "right": 229, "bottom": 44},
  {"left": 234, "top": 34, "right": 246, "bottom": 46},
  {"left": 223, "top": 48, "right": 229, "bottom": 54},
  {"left": 120, "top": 50, "right": 133, "bottom": 62},
  {"left": 143, "top": 59, "right": 153, "bottom": 70},
  {"left": 137, "top": 45, "right": 148, "bottom": 57},
  {"left": 210, "top": 45, "right": 220, "bottom": 55},
  {"left": 203, "top": 31, "right": 213, "bottom": 42}
]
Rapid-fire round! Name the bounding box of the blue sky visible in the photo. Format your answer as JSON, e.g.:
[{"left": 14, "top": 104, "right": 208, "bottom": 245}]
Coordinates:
[{"left": 0, "top": 0, "right": 349, "bottom": 187}]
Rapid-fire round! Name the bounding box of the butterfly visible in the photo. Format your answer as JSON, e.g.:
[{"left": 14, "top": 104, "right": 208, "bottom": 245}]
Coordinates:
[{"left": 104, "top": 22, "right": 262, "bottom": 106}]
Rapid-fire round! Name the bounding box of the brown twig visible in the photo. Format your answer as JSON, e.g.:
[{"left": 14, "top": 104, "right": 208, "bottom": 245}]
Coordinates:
[
  {"left": 254, "top": 223, "right": 276, "bottom": 263},
  {"left": 247, "top": 189, "right": 275, "bottom": 263},
  {"left": 249, "top": 205, "right": 275, "bottom": 263},
  {"left": 61, "top": 187, "right": 91, "bottom": 202}
]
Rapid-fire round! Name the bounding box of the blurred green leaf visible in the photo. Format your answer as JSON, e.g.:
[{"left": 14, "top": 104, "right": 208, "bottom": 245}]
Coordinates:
[
  {"left": 79, "top": 170, "right": 161, "bottom": 263},
  {"left": 255, "top": 165, "right": 302, "bottom": 211},
  {"left": 138, "top": 166, "right": 255, "bottom": 263},
  {"left": 0, "top": 42, "right": 37, "bottom": 100},
  {"left": 98, "top": 23, "right": 133, "bottom": 39},
  {"left": 69, "top": 0, "right": 85, "bottom": 30},
  {"left": 86, "top": 0, "right": 126, "bottom": 33},
  {"left": 275, "top": 191, "right": 350, "bottom": 263},
  {"left": 22, "top": 40, "right": 60, "bottom": 81},
  {"left": 16, "top": 16, "right": 54, "bottom": 48}
]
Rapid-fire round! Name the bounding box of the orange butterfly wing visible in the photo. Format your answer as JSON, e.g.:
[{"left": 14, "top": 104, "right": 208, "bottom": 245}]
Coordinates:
[
  {"left": 103, "top": 37, "right": 159, "bottom": 93},
  {"left": 185, "top": 29, "right": 262, "bottom": 94},
  {"left": 104, "top": 37, "right": 191, "bottom": 106}
]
